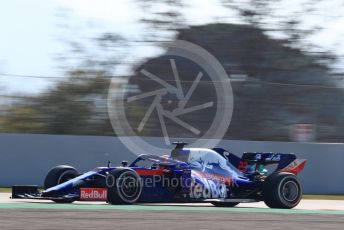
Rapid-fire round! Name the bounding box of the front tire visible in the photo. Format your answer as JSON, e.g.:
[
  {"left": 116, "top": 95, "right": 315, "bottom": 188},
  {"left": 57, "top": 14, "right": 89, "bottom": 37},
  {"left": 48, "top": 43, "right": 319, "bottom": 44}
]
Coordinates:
[
  {"left": 106, "top": 169, "right": 142, "bottom": 205},
  {"left": 263, "top": 172, "right": 302, "bottom": 209},
  {"left": 44, "top": 165, "right": 79, "bottom": 203}
]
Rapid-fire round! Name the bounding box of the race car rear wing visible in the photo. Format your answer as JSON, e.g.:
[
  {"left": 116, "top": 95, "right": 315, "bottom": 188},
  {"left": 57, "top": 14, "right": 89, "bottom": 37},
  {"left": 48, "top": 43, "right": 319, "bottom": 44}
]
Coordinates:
[
  {"left": 240, "top": 152, "right": 306, "bottom": 175},
  {"left": 213, "top": 148, "right": 306, "bottom": 175}
]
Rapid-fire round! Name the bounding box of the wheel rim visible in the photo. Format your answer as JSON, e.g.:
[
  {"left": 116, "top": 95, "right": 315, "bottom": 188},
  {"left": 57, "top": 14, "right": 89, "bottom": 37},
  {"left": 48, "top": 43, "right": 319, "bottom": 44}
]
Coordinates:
[
  {"left": 117, "top": 173, "right": 141, "bottom": 202},
  {"left": 281, "top": 180, "right": 299, "bottom": 202},
  {"left": 120, "top": 176, "right": 138, "bottom": 198}
]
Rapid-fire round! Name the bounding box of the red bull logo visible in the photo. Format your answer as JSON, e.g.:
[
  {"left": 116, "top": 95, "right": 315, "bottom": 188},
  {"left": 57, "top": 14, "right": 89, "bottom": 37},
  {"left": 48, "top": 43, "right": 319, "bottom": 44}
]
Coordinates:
[{"left": 80, "top": 188, "right": 107, "bottom": 201}]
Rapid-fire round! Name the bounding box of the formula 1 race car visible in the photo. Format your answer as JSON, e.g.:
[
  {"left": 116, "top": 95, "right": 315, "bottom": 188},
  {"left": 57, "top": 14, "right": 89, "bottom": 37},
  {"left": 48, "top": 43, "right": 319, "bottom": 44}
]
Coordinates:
[{"left": 12, "top": 142, "right": 306, "bottom": 209}]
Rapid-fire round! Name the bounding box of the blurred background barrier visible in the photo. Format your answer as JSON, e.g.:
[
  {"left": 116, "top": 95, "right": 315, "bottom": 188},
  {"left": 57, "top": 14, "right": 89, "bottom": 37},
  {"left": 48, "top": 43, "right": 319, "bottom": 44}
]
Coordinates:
[{"left": 0, "top": 133, "right": 342, "bottom": 194}]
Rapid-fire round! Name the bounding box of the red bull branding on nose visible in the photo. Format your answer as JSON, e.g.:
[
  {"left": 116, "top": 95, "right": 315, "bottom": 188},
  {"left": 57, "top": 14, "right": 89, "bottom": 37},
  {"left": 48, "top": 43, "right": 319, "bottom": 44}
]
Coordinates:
[{"left": 80, "top": 188, "right": 107, "bottom": 201}]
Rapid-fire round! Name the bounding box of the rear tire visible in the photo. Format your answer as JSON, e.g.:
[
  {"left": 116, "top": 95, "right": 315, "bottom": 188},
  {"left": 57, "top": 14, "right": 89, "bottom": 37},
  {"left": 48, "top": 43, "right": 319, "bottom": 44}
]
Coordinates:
[
  {"left": 106, "top": 169, "right": 142, "bottom": 204},
  {"left": 263, "top": 172, "right": 302, "bottom": 209},
  {"left": 211, "top": 202, "right": 239, "bottom": 207},
  {"left": 44, "top": 165, "right": 79, "bottom": 203}
]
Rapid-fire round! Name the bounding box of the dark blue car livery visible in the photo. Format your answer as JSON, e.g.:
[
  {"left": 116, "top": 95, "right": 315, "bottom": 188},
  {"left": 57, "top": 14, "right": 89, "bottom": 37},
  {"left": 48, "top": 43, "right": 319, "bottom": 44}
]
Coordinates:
[{"left": 12, "top": 143, "right": 306, "bottom": 209}]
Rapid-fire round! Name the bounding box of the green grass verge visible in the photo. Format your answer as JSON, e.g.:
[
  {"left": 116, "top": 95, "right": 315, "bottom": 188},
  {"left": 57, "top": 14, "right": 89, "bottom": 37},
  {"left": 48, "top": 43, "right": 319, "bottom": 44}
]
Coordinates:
[
  {"left": 303, "top": 194, "right": 344, "bottom": 200},
  {"left": 0, "top": 188, "right": 11, "bottom": 193}
]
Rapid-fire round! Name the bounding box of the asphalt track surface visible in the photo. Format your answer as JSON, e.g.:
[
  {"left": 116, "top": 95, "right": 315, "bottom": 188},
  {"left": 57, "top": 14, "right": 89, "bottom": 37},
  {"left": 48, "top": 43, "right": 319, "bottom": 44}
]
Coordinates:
[{"left": 1, "top": 193, "right": 344, "bottom": 230}]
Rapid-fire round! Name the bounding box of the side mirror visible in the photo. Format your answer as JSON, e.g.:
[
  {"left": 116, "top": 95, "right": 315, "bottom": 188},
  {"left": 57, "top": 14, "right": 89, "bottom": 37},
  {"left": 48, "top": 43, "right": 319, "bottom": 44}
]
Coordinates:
[
  {"left": 122, "top": 161, "right": 128, "bottom": 167},
  {"left": 151, "top": 163, "right": 159, "bottom": 169}
]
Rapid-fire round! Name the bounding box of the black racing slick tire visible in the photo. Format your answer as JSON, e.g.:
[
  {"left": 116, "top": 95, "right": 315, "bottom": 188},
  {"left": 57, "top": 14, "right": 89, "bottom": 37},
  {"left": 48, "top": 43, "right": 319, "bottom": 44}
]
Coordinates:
[
  {"left": 263, "top": 172, "right": 302, "bottom": 209},
  {"left": 106, "top": 169, "right": 142, "bottom": 205},
  {"left": 211, "top": 202, "right": 239, "bottom": 207},
  {"left": 44, "top": 165, "right": 79, "bottom": 203}
]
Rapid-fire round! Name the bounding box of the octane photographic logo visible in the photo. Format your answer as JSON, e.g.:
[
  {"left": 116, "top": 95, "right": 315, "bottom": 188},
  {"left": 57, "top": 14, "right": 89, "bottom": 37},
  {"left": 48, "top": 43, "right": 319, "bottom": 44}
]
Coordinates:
[
  {"left": 107, "top": 40, "right": 233, "bottom": 155},
  {"left": 105, "top": 174, "right": 233, "bottom": 199}
]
